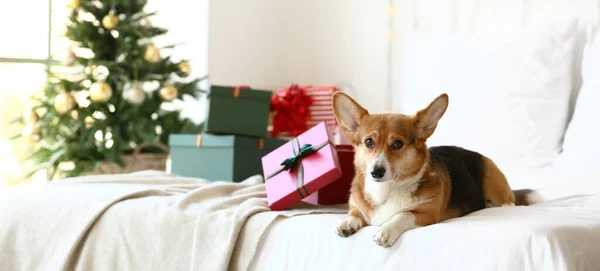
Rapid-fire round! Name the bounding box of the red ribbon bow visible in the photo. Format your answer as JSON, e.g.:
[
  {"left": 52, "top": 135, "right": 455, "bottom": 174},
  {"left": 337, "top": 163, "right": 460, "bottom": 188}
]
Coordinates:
[{"left": 270, "top": 84, "right": 313, "bottom": 137}]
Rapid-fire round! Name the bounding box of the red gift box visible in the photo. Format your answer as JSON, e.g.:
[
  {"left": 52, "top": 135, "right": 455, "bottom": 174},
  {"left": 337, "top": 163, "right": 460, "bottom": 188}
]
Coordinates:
[
  {"left": 302, "top": 145, "right": 354, "bottom": 205},
  {"left": 270, "top": 85, "right": 339, "bottom": 138}
]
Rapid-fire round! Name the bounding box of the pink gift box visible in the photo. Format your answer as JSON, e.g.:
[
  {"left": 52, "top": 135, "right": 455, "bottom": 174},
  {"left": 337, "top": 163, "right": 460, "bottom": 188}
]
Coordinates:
[{"left": 262, "top": 122, "right": 342, "bottom": 211}]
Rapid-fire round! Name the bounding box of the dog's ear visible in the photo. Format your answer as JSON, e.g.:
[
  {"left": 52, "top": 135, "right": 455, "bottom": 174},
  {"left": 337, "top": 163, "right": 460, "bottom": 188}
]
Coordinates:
[
  {"left": 332, "top": 92, "right": 368, "bottom": 145},
  {"left": 414, "top": 93, "right": 449, "bottom": 139}
]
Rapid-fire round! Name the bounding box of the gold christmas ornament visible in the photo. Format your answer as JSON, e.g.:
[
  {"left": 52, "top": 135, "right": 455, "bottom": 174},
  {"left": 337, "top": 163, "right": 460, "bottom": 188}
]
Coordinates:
[
  {"left": 68, "top": 0, "right": 80, "bottom": 9},
  {"left": 61, "top": 47, "right": 77, "bottom": 66},
  {"left": 177, "top": 61, "right": 191, "bottom": 77},
  {"left": 144, "top": 44, "right": 161, "bottom": 63},
  {"left": 54, "top": 92, "right": 76, "bottom": 115},
  {"left": 22, "top": 122, "right": 41, "bottom": 136},
  {"left": 102, "top": 10, "right": 120, "bottom": 30},
  {"left": 123, "top": 82, "right": 145, "bottom": 105},
  {"left": 71, "top": 110, "right": 79, "bottom": 120},
  {"left": 85, "top": 116, "right": 94, "bottom": 128},
  {"left": 89, "top": 81, "right": 113, "bottom": 103},
  {"left": 159, "top": 83, "right": 178, "bottom": 101},
  {"left": 23, "top": 110, "right": 39, "bottom": 123},
  {"left": 30, "top": 133, "right": 42, "bottom": 142},
  {"left": 141, "top": 15, "right": 152, "bottom": 28},
  {"left": 22, "top": 122, "right": 42, "bottom": 142}
]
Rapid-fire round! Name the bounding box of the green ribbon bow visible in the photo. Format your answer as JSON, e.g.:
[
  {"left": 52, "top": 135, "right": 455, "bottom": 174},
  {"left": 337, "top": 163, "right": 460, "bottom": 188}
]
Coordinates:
[
  {"left": 265, "top": 138, "right": 331, "bottom": 198},
  {"left": 280, "top": 144, "right": 317, "bottom": 171}
]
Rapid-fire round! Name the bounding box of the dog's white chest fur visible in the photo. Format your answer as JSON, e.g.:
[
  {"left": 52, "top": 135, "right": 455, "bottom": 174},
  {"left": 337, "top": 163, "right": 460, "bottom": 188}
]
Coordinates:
[{"left": 364, "top": 167, "right": 429, "bottom": 226}]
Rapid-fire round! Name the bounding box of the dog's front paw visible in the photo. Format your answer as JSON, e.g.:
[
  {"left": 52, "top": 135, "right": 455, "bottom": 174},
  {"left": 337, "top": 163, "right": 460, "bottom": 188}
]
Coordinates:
[
  {"left": 335, "top": 216, "right": 365, "bottom": 237},
  {"left": 373, "top": 226, "right": 402, "bottom": 247}
]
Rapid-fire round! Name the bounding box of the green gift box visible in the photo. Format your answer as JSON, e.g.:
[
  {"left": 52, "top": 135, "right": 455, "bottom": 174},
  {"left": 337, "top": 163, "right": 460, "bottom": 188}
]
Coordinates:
[
  {"left": 203, "top": 85, "right": 272, "bottom": 137},
  {"left": 168, "top": 133, "right": 286, "bottom": 182}
]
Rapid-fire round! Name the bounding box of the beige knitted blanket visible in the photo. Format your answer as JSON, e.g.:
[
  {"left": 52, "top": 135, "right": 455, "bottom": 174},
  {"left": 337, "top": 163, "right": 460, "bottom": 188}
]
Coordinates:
[{"left": 0, "top": 170, "right": 346, "bottom": 271}]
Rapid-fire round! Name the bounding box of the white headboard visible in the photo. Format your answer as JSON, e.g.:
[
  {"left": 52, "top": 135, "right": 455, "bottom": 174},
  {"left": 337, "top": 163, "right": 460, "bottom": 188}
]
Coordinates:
[{"left": 389, "top": 0, "right": 600, "bottom": 112}]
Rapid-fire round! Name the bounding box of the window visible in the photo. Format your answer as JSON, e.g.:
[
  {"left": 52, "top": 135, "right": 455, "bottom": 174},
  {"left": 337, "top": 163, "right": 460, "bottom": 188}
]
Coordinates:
[{"left": 0, "top": 0, "right": 70, "bottom": 187}]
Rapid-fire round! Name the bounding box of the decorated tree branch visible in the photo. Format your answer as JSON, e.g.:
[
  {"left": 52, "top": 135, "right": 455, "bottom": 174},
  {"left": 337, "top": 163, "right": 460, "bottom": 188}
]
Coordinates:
[{"left": 15, "top": 0, "right": 206, "bottom": 179}]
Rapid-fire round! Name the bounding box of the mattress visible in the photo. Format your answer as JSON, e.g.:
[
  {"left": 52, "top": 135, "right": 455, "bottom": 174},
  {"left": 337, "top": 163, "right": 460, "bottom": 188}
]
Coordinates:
[{"left": 249, "top": 167, "right": 600, "bottom": 271}]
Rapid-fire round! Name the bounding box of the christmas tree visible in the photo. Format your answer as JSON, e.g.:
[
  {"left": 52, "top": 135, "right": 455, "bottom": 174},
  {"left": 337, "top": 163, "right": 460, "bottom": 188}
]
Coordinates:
[{"left": 15, "top": 0, "right": 206, "bottom": 180}]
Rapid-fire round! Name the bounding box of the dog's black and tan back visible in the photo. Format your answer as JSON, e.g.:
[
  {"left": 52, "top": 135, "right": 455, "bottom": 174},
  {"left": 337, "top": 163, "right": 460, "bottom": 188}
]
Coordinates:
[{"left": 429, "top": 145, "right": 515, "bottom": 217}]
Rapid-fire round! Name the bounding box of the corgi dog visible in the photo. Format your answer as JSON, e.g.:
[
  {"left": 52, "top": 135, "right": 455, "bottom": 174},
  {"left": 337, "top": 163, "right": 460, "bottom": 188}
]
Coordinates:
[{"left": 332, "top": 92, "right": 515, "bottom": 247}]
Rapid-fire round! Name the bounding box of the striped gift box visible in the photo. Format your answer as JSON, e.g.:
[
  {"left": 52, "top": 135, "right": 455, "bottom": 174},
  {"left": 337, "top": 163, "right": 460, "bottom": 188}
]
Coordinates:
[
  {"left": 269, "top": 85, "right": 339, "bottom": 139},
  {"left": 305, "top": 86, "right": 338, "bottom": 133}
]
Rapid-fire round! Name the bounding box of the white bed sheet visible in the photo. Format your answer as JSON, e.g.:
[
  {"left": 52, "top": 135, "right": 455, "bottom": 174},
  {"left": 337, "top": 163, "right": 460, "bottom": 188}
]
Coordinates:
[{"left": 250, "top": 167, "right": 600, "bottom": 271}]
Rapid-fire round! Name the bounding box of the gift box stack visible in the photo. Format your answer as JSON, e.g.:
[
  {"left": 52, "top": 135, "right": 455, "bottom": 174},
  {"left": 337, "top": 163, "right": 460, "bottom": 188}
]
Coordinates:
[
  {"left": 169, "top": 85, "right": 288, "bottom": 182},
  {"left": 169, "top": 84, "right": 356, "bottom": 210}
]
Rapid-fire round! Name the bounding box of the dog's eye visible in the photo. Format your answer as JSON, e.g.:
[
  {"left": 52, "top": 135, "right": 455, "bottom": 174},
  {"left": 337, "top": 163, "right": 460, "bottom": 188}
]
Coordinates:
[
  {"left": 391, "top": 140, "right": 404, "bottom": 150},
  {"left": 364, "top": 138, "right": 375, "bottom": 148}
]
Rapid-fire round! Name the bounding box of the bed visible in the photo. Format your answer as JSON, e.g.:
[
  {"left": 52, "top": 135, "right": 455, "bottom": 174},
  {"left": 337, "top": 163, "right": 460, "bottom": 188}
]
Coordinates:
[
  {"left": 1, "top": 167, "right": 600, "bottom": 271},
  {"left": 3, "top": 1, "right": 600, "bottom": 271}
]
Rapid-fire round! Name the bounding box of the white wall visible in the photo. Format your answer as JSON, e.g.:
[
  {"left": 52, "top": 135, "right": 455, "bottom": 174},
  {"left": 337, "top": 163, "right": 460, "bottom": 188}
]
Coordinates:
[
  {"left": 208, "top": 1, "right": 389, "bottom": 113},
  {"left": 207, "top": 1, "right": 600, "bottom": 115},
  {"left": 146, "top": 0, "right": 209, "bottom": 89}
]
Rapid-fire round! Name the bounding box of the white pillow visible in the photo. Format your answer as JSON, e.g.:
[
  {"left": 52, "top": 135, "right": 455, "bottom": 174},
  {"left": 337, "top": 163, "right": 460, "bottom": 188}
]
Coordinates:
[
  {"left": 394, "top": 19, "right": 579, "bottom": 170},
  {"left": 555, "top": 25, "right": 600, "bottom": 170}
]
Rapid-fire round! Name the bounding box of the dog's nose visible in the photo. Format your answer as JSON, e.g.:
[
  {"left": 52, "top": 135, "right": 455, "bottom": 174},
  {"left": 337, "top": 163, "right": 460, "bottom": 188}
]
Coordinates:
[{"left": 371, "top": 166, "right": 386, "bottom": 180}]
